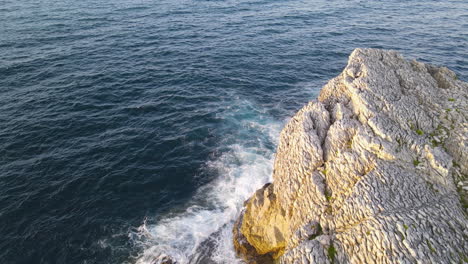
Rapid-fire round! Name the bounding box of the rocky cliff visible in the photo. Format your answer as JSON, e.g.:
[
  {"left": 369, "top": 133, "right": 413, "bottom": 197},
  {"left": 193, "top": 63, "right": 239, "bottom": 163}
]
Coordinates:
[{"left": 233, "top": 48, "right": 468, "bottom": 264}]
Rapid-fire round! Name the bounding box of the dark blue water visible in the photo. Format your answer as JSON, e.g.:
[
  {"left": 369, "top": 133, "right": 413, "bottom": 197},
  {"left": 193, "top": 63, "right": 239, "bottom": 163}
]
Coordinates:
[{"left": 0, "top": 0, "right": 467, "bottom": 263}]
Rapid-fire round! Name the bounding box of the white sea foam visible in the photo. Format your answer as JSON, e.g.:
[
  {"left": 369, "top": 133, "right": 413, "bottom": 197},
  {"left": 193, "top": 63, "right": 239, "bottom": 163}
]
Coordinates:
[{"left": 131, "top": 99, "right": 283, "bottom": 264}]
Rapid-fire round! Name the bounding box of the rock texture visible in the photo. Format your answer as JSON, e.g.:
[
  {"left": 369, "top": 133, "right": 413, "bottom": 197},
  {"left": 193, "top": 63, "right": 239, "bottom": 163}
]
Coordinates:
[{"left": 233, "top": 49, "right": 468, "bottom": 264}]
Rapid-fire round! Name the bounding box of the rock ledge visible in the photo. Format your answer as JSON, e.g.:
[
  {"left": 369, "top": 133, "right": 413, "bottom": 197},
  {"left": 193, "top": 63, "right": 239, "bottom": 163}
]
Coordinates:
[{"left": 233, "top": 49, "right": 467, "bottom": 264}]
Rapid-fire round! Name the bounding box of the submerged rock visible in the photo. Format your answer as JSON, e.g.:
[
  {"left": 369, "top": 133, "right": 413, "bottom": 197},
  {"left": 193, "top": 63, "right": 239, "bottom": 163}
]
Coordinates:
[{"left": 233, "top": 49, "right": 468, "bottom": 263}]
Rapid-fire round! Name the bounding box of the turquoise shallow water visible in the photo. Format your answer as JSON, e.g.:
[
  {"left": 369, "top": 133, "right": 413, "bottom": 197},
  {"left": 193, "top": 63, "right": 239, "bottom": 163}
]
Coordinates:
[{"left": 0, "top": 0, "right": 467, "bottom": 263}]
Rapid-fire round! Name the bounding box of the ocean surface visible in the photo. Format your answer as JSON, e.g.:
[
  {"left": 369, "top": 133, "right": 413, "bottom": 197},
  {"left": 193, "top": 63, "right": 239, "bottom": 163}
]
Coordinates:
[{"left": 0, "top": 0, "right": 467, "bottom": 263}]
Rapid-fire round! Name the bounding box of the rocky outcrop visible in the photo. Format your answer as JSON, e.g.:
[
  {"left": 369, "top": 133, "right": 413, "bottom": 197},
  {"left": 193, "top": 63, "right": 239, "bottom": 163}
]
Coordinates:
[{"left": 233, "top": 49, "right": 468, "bottom": 264}]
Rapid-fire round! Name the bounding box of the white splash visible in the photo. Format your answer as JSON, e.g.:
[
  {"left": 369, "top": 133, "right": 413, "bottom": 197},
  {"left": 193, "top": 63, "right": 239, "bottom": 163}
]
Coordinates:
[{"left": 131, "top": 99, "right": 283, "bottom": 264}]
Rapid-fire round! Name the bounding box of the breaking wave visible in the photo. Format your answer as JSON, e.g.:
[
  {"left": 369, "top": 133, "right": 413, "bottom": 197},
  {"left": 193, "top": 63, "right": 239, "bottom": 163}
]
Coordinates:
[{"left": 130, "top": 99, "right": 283, "bottom": 264}]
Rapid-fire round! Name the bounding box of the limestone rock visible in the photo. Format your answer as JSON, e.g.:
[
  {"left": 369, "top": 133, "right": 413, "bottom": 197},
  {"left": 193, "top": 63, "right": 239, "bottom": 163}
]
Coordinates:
[{"left": 233, "top": 49, "right": 468, "bottom": 264}]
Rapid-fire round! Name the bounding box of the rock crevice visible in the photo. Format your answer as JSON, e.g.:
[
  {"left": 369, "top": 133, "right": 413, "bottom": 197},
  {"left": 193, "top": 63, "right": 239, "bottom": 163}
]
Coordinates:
[{"left": 233, "top": 49, "right": 467, "bottom": 264}]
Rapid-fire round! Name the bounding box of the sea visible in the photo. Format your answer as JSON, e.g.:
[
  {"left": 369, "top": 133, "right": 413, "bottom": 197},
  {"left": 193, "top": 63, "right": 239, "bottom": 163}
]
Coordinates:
[{"left": 0, "top": 0, "right": 466, "bottom": 263}]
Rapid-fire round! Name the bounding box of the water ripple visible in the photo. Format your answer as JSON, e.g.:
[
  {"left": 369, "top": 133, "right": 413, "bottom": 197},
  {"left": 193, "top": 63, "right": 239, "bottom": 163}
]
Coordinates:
[{"left": 0, "top": 0, "right": 466, "bottom": 263}]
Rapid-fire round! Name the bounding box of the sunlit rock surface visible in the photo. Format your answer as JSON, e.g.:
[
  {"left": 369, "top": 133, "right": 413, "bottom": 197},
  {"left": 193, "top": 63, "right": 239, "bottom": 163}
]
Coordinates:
[{"left": 233, "top": 48, "right": 468, "bottom": 264}]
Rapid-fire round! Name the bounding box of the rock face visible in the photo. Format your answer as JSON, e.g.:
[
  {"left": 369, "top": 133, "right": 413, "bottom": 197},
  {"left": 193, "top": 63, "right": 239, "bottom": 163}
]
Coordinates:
[{"left": 233, "top": 49, "right": 468, "bottom": 264}]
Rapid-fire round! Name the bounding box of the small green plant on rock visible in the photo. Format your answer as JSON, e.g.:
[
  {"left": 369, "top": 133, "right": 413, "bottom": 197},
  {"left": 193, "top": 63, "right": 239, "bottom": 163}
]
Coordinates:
[
  {"left": 458, "top": 251, "right": 468, "bottom": 263},
  {"left": 328, "top": 244, "right": 336, "bottom": 263},
  {"left": 308, "top": 224, "right": 323, "bottom": 241},
  {"left": 426, "top": 239, "right": 436, "bottom": 253},
  {"left": 413, "top": 159, "right": 421, "bottom": 167},
  {"left": 324, "top": 188, "right": 332, "bottom": 201},
  {"left": 396, "top": 138, "right": 402, "bottom": 146}
]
